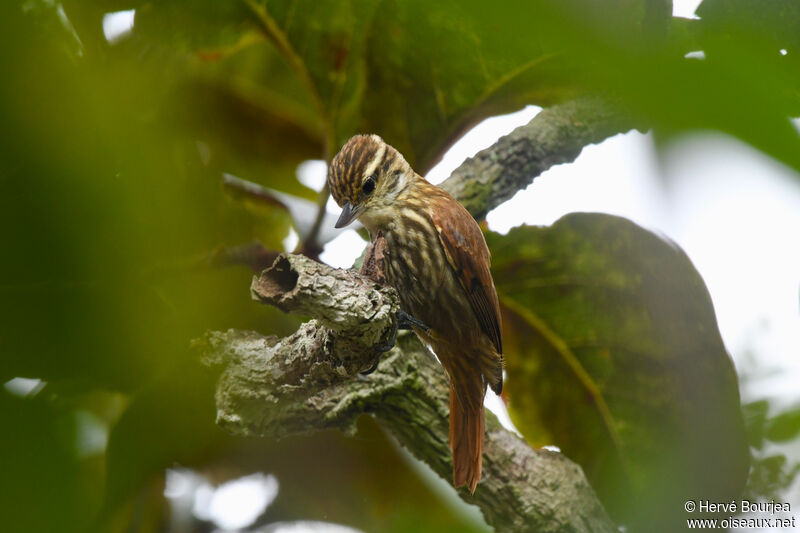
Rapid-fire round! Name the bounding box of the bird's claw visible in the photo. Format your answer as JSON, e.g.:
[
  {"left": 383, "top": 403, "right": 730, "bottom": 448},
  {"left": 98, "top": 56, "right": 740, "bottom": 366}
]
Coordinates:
[
  {"left": 372, "top": 322, "right": 398, "bottom": 355},
  {"left": 361, "top": 309, "right": 429, "bottom": 375},
  {"left": 360, "top": 358, "right": 380, "bottom": 375},
  {"left": 396, "top": 309, "right": 430, "bottom": 332}
]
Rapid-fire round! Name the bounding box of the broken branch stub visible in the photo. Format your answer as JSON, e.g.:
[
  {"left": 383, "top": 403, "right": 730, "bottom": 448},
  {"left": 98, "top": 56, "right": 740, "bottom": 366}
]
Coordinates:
[{"left": 250, "top": 253, "right": 398, "bottom": 374}]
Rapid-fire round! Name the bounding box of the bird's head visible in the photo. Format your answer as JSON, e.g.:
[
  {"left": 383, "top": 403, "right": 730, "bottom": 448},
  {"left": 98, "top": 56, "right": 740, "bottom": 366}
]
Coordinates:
[{"left": 327, "top": 134, "right": 413, "bottom": 230}]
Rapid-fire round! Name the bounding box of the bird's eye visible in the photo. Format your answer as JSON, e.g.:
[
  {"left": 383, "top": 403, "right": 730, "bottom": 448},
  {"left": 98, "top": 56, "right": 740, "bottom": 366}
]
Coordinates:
[{"left": 362, "top": 175, "right": 376, "bottom": 194}]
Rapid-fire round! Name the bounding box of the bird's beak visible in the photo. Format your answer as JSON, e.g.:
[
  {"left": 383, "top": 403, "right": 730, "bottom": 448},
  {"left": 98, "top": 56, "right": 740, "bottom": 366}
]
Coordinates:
[{"left": 335, "top": 201, "right": 361, "bottom": 228}]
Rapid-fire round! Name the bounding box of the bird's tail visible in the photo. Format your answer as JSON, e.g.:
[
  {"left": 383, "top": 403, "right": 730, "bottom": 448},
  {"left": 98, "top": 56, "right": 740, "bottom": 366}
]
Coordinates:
[{"left": 449, "top": 379, "right": 485, "bottom": 494}]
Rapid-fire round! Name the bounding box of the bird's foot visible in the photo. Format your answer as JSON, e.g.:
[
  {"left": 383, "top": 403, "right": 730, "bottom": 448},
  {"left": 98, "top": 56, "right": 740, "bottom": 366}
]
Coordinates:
[
  {"left": 362, "top": 310, "right": 430, "bottom": 375},
  {"left": 373, "top": 320, "right": 399, "bottom": 355},
  {"left": 360, "top": 358, "right": 381, "bottom": 375},
  {"left": 396, "top": 309, "right": 430, "bottom": 333}
]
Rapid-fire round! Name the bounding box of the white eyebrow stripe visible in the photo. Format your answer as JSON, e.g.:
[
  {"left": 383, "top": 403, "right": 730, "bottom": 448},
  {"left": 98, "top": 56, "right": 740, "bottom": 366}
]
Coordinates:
[{"left": 362, "top": 143, "right": 387, "bottom": 180}]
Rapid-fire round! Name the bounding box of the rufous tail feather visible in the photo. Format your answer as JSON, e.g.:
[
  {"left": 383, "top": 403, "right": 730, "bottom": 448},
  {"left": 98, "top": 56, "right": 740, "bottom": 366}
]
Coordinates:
[{"left": 449, "top": 382, "right": 485, "bottom": 494}]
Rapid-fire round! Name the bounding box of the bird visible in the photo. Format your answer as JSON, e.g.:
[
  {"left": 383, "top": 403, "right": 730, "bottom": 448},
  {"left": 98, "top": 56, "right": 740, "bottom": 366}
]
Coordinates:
[{"left": 327, "top": 134, "right": 503, "bottom": 493}]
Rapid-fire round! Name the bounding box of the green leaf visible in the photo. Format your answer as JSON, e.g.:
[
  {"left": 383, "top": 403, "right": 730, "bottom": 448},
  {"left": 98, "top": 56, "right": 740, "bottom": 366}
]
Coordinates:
[
  {"left": 746, "top": 454, "right": 800, "bottom": 501},
  {"left": 745, "top": 402, "right": 800, "bottom": 500},
  {"left": 697, "top": 0, "right": 800, "bottom": 52},
  {"left": 487, "top": 213, "right": 749, "bottom": 531},
  {"left": 0, "top": 5, "right": 304, "bottom": 386},
  {"left": 125, "top": 0, "right": 800, "bottom": 181},
  {"left": 128, "top": 0, "right": 592, "bottom": 172},
  {"left": 765, "top": 405, "right": 800, "bottom": 443},
  {"left": 0, "top": 393, "right": 96, "bottom": 533}
]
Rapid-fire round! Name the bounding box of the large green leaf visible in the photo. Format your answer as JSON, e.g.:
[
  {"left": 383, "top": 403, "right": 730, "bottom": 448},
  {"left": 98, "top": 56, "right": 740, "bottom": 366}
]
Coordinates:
[
  {"left": 127, "top": 0, "right": 600, "bottom": 172},
  {"left": 487, "top": 213, "right": 749, "bottom": 531},
  {"left": 0, "top": 393, "right": 96, "bottom": 533},
  {"left": 0, "top": 5, "right": 299, "bottom": 387},
  {"left": 527, "top": 0, "right": 800, "bottom": 174},
  {"left": 697, "top": 0, "right": 800, "bottom": 51},
  {"left": 122, "top": 0, "right": 800, "bottom": 182}
]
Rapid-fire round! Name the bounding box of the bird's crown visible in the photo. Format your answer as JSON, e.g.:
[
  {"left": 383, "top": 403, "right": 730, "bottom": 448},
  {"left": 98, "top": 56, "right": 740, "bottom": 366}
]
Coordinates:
[{"left": 328, "top": 134, "right": 396, "bottom": 207}]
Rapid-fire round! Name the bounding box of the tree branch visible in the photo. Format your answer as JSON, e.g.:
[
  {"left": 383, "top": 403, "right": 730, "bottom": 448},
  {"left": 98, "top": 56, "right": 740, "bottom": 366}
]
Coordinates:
[
  {"left": 199, "top": 98, "right": 634, "bottom": 530},
  {"left": 198, "top": 253, "right": 616, "bottom": 532},
  {"left": 442, "top": 96, "right": 639, "bottom": 220}
]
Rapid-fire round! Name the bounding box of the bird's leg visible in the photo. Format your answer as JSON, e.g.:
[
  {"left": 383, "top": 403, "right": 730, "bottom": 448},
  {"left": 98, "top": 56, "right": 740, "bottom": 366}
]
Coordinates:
[
  {"left": 377, "top": 309, "right": 429, "bottom": 351},
  {"left": 396, "top": 309, "right": 430, "bottom": 333},
  {"left": 362, "top": 309, "right": 430, "bottom": 375}
]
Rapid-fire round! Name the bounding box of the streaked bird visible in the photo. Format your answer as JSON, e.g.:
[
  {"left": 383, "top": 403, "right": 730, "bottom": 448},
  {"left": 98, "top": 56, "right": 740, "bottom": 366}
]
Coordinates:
[{"left": 327, "top": 134, "right": 503, "bottom": 493}]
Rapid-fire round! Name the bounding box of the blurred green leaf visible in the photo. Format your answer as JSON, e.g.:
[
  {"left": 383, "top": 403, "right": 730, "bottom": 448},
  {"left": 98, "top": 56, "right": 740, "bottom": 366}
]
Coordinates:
[
  {"left": 0, "top": 392, "right": 97, "bottom": 533},
  {"left": 222, "top": 173, "right": 347, "bottom": 245},
  {"left": 127, "top": 0, "right": 594, "bottom": 172},
  {"left": 122, "top": 0, "right": 800, "bottom": 180},
  {"left": 765, "top": 404, "right": 800, "bottom": 443},
  {"left": 487, "top": 214, "right": 749, "bottom": 531},
  {"left": 550, "top": 4, "right": 799, "bottom": 172},
  {"left": 0, "top": 4, "right": 299, "bottom": 386},
  {"left": 697, "top": 0, "right": 800, "bottom": 52},
  {"left": 744, "top": 401, "right": 800, "bottom": 501},
  {"left": 746, "top": 454, "right": 800, "bottom": 502}
]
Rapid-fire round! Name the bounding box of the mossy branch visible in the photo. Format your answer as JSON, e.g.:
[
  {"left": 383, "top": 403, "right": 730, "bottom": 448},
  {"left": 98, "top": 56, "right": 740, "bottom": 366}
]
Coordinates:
[
  {"left": 198, "top": 253, "right": 616, "bottom": 533},
  {"left": 442, "top": 96, "right": 638, "bottom": 220}
]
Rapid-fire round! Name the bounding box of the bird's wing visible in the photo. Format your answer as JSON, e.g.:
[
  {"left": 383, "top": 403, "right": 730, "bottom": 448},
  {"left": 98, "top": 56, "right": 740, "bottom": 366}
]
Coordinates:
[{"left": 430, "top": 197, "right": 502, "bottom": 355}]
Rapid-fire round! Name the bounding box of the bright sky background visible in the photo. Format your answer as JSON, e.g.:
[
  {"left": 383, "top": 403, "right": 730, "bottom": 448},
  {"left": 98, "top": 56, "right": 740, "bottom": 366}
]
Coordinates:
[{"left": 673, "top": 0, "right": 703, "bottom": 18}]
